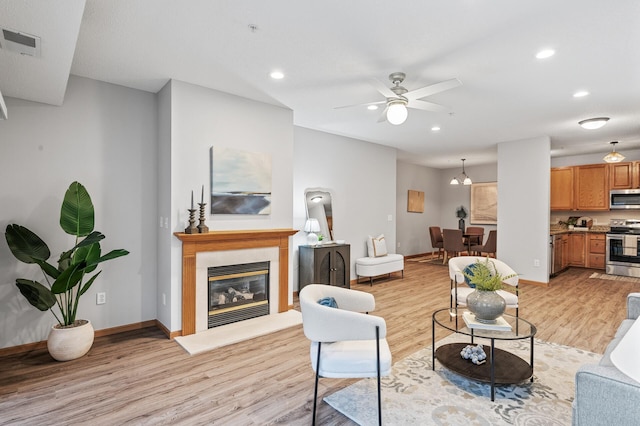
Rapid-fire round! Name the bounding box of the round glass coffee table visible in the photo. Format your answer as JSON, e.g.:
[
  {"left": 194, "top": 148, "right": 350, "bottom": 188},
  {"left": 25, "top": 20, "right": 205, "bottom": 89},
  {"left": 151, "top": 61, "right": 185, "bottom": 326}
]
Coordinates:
[{"left": 431, "top": 308, "right": 537, "bottom": 401}]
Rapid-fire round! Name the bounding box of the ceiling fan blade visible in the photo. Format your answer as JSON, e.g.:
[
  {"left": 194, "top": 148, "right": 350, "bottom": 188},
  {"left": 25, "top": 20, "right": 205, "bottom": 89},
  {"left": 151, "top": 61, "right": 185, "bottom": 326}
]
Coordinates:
[
  {"left": 408, "top": 99, "right": 449, "bottom": 113},
  {"left": 404, "top": 78, "right": 462, "bottom": 101},
  {"left": 377, "top": 105, "right": 389, "bottom": 123},
  {"left": 334, "top": 100, "right": 386, "bottom": 110},
  {"left": 368, "top": 78, "right": 396, "bottom": 98}
]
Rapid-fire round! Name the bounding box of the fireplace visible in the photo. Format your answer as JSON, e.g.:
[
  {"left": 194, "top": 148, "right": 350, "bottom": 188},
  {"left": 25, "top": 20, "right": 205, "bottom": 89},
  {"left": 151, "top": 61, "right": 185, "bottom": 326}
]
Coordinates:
[
  {"left": 174, "top": 229, "right": 297, "bottom": 336},
  {"left": 208, "top": 261, "right": 270, "bottom": 328}
]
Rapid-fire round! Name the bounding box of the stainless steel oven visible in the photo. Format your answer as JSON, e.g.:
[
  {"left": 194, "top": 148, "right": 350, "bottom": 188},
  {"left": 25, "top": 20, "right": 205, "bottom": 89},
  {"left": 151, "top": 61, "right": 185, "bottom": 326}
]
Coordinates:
[{"left": 606, "top": 219, "right": 640, "bottom": 277}]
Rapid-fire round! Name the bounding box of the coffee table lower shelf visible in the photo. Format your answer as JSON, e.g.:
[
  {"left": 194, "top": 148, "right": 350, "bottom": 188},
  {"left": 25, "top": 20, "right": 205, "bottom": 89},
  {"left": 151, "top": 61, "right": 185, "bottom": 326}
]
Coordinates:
[{"left": 435, "top": 343, "right": 533, "bottom": 385}]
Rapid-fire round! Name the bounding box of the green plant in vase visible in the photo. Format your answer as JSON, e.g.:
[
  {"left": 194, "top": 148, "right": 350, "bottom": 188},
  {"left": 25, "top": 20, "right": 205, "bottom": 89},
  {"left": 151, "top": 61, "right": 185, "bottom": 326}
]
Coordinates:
[
  {"left": 462, "top": 257, "right": 517, "bottom": 323},
  {"left": 5, "top": 181, "right": 129, "bottom": 360}
]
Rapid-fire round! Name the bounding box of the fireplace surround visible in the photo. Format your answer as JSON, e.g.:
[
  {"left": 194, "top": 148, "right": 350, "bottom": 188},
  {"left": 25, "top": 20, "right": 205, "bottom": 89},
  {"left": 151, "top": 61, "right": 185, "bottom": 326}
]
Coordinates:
[{"left": 175, "top": 229, "right": 297, "bottom": 336}]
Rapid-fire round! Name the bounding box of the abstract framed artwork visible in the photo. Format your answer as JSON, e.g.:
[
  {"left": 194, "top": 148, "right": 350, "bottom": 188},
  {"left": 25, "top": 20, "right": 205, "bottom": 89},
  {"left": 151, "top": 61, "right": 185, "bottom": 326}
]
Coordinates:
[
  {"left": 470, "top": 182, "right": 497, "bottom": 224},
  {"left": 407, "top": 190, "right": 424, "bottom": 213},
  {"left": 209, "top": 147, "right": 272, "bottom": 215}
]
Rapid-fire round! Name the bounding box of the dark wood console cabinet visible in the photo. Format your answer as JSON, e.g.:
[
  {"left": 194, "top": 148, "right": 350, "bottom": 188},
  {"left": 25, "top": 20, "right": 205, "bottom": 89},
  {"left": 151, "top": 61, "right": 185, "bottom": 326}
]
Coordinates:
[{"left": 299, "top": 244, "right": 350, "bottom": 291}]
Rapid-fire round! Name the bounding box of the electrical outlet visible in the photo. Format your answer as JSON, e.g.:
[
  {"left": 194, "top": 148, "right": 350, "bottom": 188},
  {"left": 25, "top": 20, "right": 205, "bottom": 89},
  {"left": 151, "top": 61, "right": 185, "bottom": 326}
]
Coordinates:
[
  {"left": 387, "top": 214, "right": 393, "bottom": 222},
  {"left": 96, "top": 292, "right": 106, "bottom": 305},
  {"left": 533, "top": 259, "right": 540, "bottom": 267},
  {"left": 397, "top": 242, "right": 401, "bottom": 248}
]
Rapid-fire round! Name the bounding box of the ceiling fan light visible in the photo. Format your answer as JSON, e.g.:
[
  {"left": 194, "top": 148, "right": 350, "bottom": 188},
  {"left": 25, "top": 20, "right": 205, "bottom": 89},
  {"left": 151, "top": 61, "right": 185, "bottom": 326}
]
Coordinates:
[
  {"left": 387, "top": 102, "right": 408, "bottom": 125},
  {"left": 579, "top": 117, "right": 609, "bottom": 130}
]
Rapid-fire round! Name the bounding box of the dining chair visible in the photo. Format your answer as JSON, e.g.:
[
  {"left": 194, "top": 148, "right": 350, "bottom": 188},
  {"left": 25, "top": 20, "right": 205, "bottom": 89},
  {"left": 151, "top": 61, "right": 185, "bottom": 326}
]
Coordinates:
[
  {"left": 299, "top": 284, "right": 392, "bottom": 426},
  {"left": 471, "top": 230, "right": 497, "bottom": 258},
  {"left": 464, "top": 227, "right": 484, "bottom": 254},
  {"left": 429, "top": 226, "right": 444, "bottom": 259},
  {"left": 442, "top": 228, "right": 467, "bottom": 264},
  {"left": 448, "top": 255, "right": 519, "bottom": 321}
]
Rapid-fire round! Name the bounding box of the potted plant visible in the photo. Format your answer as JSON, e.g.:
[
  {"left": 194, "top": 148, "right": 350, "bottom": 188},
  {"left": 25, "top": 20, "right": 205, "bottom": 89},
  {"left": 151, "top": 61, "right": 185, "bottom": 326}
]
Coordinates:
[
  {"left": 4, "top": 181, "right": 129, "bottom": 361},
  {"left": 456, "top": 205, "right": 468, "bottom": 231},
  {"left": 463, "top": 257, "right": 517, "bottom": 323}
]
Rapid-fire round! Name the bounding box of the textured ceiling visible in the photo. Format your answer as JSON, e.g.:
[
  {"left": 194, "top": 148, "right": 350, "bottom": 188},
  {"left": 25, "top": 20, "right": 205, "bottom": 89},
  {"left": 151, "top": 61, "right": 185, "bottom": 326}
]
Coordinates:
[{"left": 1, "top": 0, "right": 639, "bottom": 168}]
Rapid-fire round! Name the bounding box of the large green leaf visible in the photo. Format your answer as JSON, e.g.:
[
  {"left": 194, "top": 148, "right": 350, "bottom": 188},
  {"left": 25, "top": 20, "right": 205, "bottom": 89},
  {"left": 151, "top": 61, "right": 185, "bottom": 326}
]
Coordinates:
[
  {"left": 50, "top": 261, "right": 86, "bottom": 294},
  {"left": 74, "top": 242, "right": 101, "bottom": 274},
  {"left": 79, "top": 271, "right": 101, "bottom": 296},
  {"left": 5, "top": 224, "right": 50, "bottom": 264},
  {"left": 60, "top": 181, "right": 94, "bottom": 237},
  {"left": 90, "top": 249, "right": 130, "bottom": 266},
  {"left": 15, "top": 279, "right": 56, "bottom": 311}
]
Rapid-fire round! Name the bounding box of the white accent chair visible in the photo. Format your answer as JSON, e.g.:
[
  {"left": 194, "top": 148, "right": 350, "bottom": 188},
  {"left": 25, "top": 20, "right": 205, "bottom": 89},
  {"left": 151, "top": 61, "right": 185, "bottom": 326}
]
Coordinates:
[
  {"left": 299, "top": 284, "right": 392, "bottom": 426},
  {"left": 448, "top": 256, "right": 519, "bottom": 319}
]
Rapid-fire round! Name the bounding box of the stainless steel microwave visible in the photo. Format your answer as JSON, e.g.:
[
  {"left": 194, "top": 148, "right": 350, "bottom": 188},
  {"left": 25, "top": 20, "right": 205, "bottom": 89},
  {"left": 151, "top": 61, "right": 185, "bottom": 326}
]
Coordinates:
[{"left": 610, "top": 189, "right": 640, "bottom": 209}]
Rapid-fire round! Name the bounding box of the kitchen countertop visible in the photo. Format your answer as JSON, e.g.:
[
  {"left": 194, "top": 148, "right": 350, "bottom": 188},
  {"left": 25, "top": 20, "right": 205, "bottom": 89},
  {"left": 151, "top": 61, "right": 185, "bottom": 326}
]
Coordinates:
[{"left": 550, "top": 224, "right": 610, "bottom": 235}]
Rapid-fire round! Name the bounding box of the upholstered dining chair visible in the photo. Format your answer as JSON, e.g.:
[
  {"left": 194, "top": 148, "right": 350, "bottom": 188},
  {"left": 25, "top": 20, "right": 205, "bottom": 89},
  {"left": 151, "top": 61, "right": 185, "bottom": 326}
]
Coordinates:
[
  {"left": 299, "top": 284, "right": 392, "bottom": 426},
  {"left": 448, "top": 256, "right": 519, "bottom": 320},
  {"left": 470, "top": 230, "right": 497, "bottom": 258},
  {"left": 442, "top": 228, "right": 467, "bottom": 264},
  {"left": 429, "top": 226, "right": 444, "bottom": 259},
  {"left": 464, "top": 226, "right": 484, "bottom": 253}
]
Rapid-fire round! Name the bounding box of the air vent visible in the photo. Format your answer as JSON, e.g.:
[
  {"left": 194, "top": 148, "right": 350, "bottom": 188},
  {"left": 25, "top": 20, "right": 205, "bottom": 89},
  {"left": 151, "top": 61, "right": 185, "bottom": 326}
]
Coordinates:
[{"left": 0, "top": 27, "right": 41, "bottom": 57}]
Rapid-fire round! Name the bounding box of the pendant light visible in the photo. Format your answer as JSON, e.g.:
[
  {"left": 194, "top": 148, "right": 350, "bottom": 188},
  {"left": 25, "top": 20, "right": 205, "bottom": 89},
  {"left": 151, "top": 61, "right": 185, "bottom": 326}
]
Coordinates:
[
  {"left": 450, "top": 159, "right": 473, "bottom": 185},
  {"left": 603, "top": 141, "right": 625, "bottom": 163}
]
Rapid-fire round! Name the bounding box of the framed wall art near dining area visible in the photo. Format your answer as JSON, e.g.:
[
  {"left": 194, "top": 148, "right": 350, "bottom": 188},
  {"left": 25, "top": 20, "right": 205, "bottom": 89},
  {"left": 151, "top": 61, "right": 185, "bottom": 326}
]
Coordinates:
[{"left": 470, "top": 182, "right": 497, "bottom": 224}]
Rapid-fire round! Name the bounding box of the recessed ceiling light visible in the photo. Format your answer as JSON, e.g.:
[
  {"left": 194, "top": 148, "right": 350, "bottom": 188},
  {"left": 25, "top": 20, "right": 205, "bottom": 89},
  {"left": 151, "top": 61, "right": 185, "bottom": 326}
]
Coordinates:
[
  {"left": 536, "top": 49, "right": 555, "bottom": 59},
  {"left": 579, "top": 117, "right": 609, "bottom": 130},
  {"left": 367, "top": 105, "right": 378, "bottom": 110},
  {"left": 573, "top": 90, "right": 589, "bottom": 98},
  {"left": 431, "top": 126, "right": 441, "bottom": 131},
  {"left": 270, "top": 71, "right": 284, "bottom": 80}
]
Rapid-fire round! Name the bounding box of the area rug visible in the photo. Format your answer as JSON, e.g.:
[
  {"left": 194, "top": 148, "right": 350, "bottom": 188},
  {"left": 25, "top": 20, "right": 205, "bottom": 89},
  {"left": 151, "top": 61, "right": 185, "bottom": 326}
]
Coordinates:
[
  {"left": 175, "top": 310, "right": 302, "bottom": 355},
  {"left": 589, "top": 272, "right": 640, "bottom": 283},
  {"left": 324, "top": 333, "right": 600, "bottom": 425}
]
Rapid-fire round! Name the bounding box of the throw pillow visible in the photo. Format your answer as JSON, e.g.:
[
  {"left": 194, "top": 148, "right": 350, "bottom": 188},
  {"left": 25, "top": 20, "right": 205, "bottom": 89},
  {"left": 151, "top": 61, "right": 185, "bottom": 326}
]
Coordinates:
[
  {"left": 463, "top": 264, "right": 479, "bottom": 288},
  {"left": 318, "top": 296, "right": 338, "bottom": 308},
  {"left": 372, "top": 235, "right": 388, "bottom": 257}
]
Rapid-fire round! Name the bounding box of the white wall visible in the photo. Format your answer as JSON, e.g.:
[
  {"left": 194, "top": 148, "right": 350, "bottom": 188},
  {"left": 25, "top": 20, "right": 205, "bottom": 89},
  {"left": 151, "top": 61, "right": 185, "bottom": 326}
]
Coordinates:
[
  {"left": 0, "top": 76, "right": 158, "bottom": 348},
  {"left": 293, "top": 127, "right": 397, "bottom": 288},
  {"left": 163, "top": 80, "right": 294, "bottom": 331},
  {"left": 498, "top": 136, "right": 550, "bottom": 283}
]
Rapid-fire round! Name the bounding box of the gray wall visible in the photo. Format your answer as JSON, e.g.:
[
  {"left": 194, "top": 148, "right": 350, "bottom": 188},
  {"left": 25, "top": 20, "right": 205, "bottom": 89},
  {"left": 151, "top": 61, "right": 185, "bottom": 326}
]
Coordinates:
[
  {"left": 293, "top": 128, "right": 397, "bottom": 288},
  {"left": 0, "top": 76, "right": 158, "bottom": 349}
]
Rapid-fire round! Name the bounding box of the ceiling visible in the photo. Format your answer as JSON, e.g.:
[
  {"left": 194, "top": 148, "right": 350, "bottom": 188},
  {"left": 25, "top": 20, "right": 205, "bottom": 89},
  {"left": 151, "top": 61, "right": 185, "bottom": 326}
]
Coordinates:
[{"left": 1, "top": 0, "right": 639, "bottom": 168}]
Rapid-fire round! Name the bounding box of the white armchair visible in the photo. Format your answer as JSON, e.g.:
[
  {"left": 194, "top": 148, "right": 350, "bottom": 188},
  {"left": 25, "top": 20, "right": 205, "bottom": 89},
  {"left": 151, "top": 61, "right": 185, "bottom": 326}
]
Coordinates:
[
  {"left": 299, "top": 284, "right": 392, "bottom": 426},
  {"left": 448, "top": 256, "right": 519, "bottom": 318}
]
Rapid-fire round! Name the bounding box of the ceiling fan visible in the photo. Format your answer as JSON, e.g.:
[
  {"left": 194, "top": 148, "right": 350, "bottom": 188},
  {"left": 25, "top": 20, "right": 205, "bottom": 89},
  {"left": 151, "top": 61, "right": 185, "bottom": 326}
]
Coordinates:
[{"left": 337, "top": 72, "right": 462, "bottom": 125}]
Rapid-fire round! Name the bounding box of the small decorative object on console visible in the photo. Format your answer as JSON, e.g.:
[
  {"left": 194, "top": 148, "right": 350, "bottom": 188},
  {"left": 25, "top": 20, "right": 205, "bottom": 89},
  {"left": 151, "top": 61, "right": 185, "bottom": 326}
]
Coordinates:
[{"left": 460, "top": 344, "right": 487, "bottom": 365}]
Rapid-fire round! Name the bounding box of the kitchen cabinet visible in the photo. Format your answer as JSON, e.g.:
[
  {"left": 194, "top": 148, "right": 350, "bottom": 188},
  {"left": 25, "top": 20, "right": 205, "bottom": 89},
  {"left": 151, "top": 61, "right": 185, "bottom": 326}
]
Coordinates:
[
  {"left": 574, "top": 164, "right": 609, "bottom": 211},
  {"left": 587, "top": 233, "right": 605, "bottom": 269},
  {"left": 550, "top": 167, "right": 574, "bottom": 210},
  {"left": 609, "top": 161, "right": 640, "bottom": 189},
  {"left": 299, "top": 244, "right": 350, "bottom": 291},
  {"left": 568, "top": 233, "right": 586, "bottom": 267},
  {"left": 561, "top": 234, "right": 569, "bottom": 269}
]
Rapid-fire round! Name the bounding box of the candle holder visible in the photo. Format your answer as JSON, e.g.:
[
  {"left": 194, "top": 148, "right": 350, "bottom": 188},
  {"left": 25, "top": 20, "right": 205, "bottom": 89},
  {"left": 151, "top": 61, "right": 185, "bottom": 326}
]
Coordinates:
[
  {"left": 197, "top": 203, "right": 209, "bottom": 233},
  {"left": 184, "top": 208, "right": 198, "bottom": 234}
]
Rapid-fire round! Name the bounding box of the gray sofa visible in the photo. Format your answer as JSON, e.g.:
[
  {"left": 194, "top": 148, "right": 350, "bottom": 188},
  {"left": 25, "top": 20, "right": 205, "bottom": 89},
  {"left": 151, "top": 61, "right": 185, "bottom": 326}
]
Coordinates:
[{"left": 572, "top": 292, "right": 640, "bottom": 425}]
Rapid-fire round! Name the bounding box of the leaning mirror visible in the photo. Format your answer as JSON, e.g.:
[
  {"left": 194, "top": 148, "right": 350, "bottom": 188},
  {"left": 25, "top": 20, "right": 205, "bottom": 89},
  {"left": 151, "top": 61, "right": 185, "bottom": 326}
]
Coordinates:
[{"left": 304, "top": 188, "right": 333, "bottom": 242}]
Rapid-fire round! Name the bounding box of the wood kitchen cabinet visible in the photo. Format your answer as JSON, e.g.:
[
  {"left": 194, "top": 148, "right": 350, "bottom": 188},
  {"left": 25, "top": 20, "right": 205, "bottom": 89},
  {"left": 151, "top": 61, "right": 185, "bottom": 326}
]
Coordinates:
[
  {"left": 587, "top": 233, "right": 605, "bottom": 269},
  {"left": 550, "top": 167, "right": 574, "bottom": 210},
  {"left": 609, "top": 161, "right": 640, "bottom": 189},
  {"left": 299, "top": 244, "right": 350, "bottom": 291},
  {"left": 561, "top": 234, "right": 569, "bottom": 269},
  {"left": 574, "top": 164, "right": 609, "bottom": 210},
  {"left": 568, "top": 233, "right": 586, "bottom": 267}
]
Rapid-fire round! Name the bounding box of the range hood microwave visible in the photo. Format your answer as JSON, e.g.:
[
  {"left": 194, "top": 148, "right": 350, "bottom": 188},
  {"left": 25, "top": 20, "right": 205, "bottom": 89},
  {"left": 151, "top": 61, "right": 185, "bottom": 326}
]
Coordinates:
[{"left": 610, "top": 189, "right": 640, "bottom": 209}]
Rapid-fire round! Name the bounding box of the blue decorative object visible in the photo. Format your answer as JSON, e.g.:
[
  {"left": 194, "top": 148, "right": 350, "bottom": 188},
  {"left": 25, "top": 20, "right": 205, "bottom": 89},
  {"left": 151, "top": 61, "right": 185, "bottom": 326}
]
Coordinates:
[
  {"left": 318, "top": 297, "right": 338, "bottom": 308},
  {"left": 463, "top": 264, "right": 479, "bottom": 288}
]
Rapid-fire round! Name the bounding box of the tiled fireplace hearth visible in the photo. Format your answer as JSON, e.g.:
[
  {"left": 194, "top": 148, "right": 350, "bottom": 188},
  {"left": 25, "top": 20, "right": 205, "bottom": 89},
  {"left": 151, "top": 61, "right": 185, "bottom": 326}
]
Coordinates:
[{"left": 174, "top": 229, "right": 297, "bottom": 336}]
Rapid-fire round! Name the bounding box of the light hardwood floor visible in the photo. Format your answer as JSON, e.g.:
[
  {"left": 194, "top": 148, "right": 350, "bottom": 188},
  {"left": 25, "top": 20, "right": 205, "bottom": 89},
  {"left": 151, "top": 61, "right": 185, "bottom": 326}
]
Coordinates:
[{"left": 1, "top": 261, "right": 638, "bottom": 425}]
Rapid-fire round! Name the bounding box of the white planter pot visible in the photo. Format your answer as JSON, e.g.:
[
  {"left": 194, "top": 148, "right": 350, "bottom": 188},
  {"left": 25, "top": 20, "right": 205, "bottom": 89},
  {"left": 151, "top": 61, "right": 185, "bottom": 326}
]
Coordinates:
[{"left": 47, "top": 319, "right": 95, "bottom": 361}]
